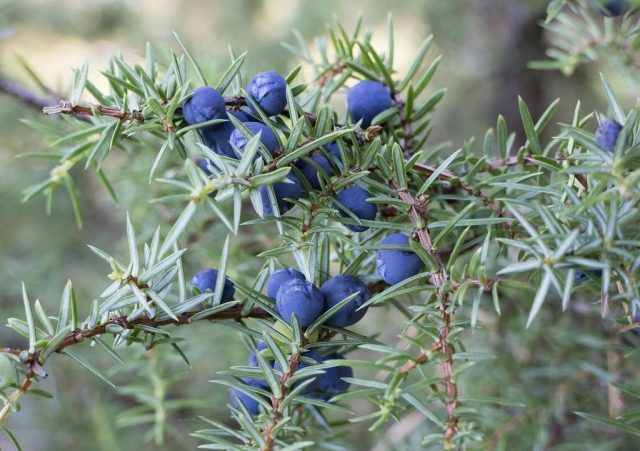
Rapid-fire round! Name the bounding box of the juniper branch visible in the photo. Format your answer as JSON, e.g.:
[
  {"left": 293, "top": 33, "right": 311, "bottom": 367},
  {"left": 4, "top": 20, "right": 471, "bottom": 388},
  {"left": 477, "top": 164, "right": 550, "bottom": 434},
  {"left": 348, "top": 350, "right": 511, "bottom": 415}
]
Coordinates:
[
  {"left": 390, "top": 178, "right": 460, "bottom": 446},
  {"left": 0, "top": 74, "right": 55, "bottom": 110},
  {"left": 262, "top": 350, "right": 302, "bottom": 451}
]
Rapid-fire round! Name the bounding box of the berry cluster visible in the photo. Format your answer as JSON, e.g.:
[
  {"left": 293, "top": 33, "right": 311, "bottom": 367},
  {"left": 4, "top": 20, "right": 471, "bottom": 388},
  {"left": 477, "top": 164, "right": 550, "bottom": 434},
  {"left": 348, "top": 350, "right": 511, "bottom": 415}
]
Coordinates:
[
  {"left": 183, "top": 70, "right": 426, "bottom": 415},
  {"left": 185, "top": 73, "right": 397, "bottom": 223}
]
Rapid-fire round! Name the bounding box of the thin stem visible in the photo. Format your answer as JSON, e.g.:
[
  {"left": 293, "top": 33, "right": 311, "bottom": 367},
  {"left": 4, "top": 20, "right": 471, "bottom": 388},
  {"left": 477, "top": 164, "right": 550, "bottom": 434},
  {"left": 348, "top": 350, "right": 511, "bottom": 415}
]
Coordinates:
[
  {"left": 43, "top": 101, "right": 144, "bottom": 122},
  {"left": 42, "top": 96, "right": 321, "bottom": 126},
  {"left": 390, "top": 178, "right": 459, "bottom": 446},
  {"left": 262, "top": 350, "right": 301, "bottom": 451},
  {"left": 0, "top": 377, "right": 32, "bottom": 427},
  {"left": 55, "top": 306, "right": 268, "bottom": 354}
]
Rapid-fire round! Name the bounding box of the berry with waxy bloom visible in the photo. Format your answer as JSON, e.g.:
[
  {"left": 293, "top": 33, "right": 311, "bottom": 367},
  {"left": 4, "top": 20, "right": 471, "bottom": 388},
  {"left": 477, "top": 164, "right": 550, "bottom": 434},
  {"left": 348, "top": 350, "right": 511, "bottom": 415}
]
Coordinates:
[
  {"left": 376, "top": 233, "right": 423, "bottom": 285},
  {"left": 275, "top": 278, "right": 325, "bottom": 327},
  {"left": 182, "top": 86, "right": 226, "bottom": 125},
  {"left": 246, "top": 71, "right": 288, "bottom": 116},
  {"left": 311, "top": 353, "right": 352, "bottom": 400},
  {"left": 260, "top": 174, "right": 302, "bottom": 216},
  {"left": 266, "top": 267, "right": 306, "bottom": 299},
  {"left": 319, "top": 274, "right": 370, "bottom": 327},
  {"left": 335, "top": 186, "right": 377, "bottom": 232},
  {"left": 229, "top": 121, "right": 279, "bottom": 158},
  {"left": 191, "top": 268, "right": 235, "bottom": 302},
  {"left": 595, "top": 119, "right": 622, "bottom": 152},
  {"left": 230, "top": 377, "right": 269, "bottom": 415},
  {"left": 346, "top": 80, "right": 393, "bottom": 128}
]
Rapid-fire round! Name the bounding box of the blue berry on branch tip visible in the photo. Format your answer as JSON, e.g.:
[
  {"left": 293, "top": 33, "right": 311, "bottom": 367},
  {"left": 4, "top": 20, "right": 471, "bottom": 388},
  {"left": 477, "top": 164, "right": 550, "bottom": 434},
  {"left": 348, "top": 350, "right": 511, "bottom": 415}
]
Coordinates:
[
  {"left": 202, "top": 109, "right": 253, "bottom": 158},
  {"left": 311, "top": 353, "right": 352, "bottom": 400},
  {"left": 296, "top": 155, "right": 336, "bottom": 190}
]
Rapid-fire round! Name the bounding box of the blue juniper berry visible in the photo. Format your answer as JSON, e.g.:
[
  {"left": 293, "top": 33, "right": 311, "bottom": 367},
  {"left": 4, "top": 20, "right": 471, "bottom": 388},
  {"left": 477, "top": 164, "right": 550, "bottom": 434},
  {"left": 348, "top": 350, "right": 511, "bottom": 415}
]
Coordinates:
[
  {"left": 376, "top": 233, "right": 424, "bottom": 285},
  {"left": 346, "top": 80, "right": 393, "bottom": 128}
]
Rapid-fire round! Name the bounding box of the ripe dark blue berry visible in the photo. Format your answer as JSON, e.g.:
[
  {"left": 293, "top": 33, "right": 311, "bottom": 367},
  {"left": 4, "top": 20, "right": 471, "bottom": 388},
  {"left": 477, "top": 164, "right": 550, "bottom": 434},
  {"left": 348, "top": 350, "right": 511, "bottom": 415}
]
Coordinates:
[
  {"left": 197, "top": 158, "right": 214, "bottom": 177},
  {"left": 376, "top": 233, "right": 424, "bottom": 285},
  {"left": 229, "top": 122, "right": 278, "bottom": 157},
  {"left": 335, "top": 186, "right": 377, "bottom": 232},
  {"left": 202, "top": 110, "right": 253, "bottom": 158},
  {"left": 266, "top": 268, "right": 306, "bottom": 299},
  {"left": 246, "top": 71, "right": 288, "bottom": 116},
  {"left": 312, "top": 353, "right": 352, "bottom": 400},
  {"left": 182, "top": 86, "right": 226, "bottom": 125},
  {"left": 230, "top": 377, "right": 269, "bottom": 415},
  {"left": 574, "top": 269, "right": 602, "bottom": 285},
  {"left": 197, "top": 159, "right": 218, "bottom": 197},
  {"left": 632, "top": 313, "right": 640, "bottom": 334},
  {"left": 276, "top": 279, "right": 325, "bottom": 327},
  {"left": 595, "top": 0, "right": 627, "bottom": 16},
  {"left": 260, "top": 174, "right": 302, "bottom": 216},
  {"left": 574, "top": 270, "right": 589, "bottom": 284},
  {"left": 297, "top": 155, "right": 335, "bottom": 189},
  {"left": 346, "top": 80, "right": 393, "bottom": 128},
  {"left": 595, "top": 119, "right": 622, "bottom": 152},
  {"left": 191, "top": 268, "right": 235, "bottom": 302},
  {"left": 247, "top": 341, "right": 269, "bottom": 368},
  {"left": 326, "top": 142, "right": 343, "bottom": 163},
  {"left": 319, "top": 274, "right": 370, "bottom": 327}
]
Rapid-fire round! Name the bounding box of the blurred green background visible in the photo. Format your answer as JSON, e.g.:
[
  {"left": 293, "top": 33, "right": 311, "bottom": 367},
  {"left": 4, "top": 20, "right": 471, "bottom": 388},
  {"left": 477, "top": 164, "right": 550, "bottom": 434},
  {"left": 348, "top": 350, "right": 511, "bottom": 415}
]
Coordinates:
[{"left": 1, "top": 1, "right": 638, "bottom": 450}]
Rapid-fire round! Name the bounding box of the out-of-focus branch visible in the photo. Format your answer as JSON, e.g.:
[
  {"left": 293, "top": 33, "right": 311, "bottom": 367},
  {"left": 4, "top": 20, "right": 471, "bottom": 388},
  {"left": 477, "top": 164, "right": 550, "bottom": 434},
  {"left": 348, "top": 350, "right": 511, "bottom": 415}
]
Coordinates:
[{"left": 0, "top": 74, "right": 55, "bottom": 110}]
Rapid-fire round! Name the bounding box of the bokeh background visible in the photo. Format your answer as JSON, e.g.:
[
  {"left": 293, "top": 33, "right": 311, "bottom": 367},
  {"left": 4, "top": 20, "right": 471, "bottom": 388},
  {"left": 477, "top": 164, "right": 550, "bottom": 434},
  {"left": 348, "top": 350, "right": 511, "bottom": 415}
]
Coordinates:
[{"left": 1, "top": 1, "right": 638, "bottom": 450}]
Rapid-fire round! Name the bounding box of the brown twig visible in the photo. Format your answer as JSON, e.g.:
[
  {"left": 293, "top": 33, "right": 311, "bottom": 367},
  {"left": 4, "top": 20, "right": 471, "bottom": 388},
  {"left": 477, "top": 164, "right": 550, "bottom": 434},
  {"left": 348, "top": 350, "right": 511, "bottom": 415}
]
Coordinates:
[
  {"left": 399, "top": 348, "right": 432, "bottom": 375},
  {"left": 262, "top": 350, "right": 302, "bottom": 451},
  {"left": 42, "top": 93, "right": 517, "bottom": 224},
  {"left": 451, "top": 277, "right": 498, "bottom": 292},
  {"left": 55, "top": 306, "right": 269, "bottom": 353},
  {"left": 413, "top": 162, "right": 502, "bottom": 215},
  {"left": 0, "top": 305, "right": 270, "bottom": 427},
  {"left": 41, "top": 95, "right": 323, "bottom": 127},
  {"left": 316, "top": 62, "right": 346, "bottom": 87},
  {"left": 43, "top": 100, "right": 144, "bottom": 122},
  {"left": 390, "top": 178, "right": 459, "bottom": 446}
]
